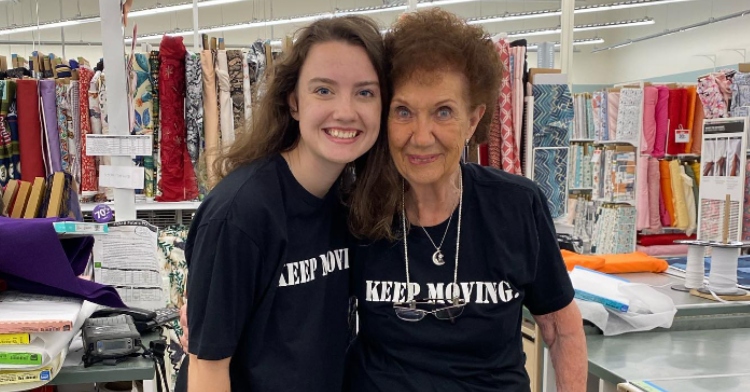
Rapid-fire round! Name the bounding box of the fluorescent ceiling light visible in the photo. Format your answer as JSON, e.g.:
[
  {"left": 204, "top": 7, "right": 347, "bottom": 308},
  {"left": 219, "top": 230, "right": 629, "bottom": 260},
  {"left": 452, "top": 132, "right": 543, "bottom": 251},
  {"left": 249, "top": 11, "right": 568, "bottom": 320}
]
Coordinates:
[
  {"left": 128, "top": 0, "right": 245, "bottom": 18},
  {"left": 0, "top": 17, "right": 100, "bottom": 35},
  {"left": 576, "top": 0, "right": 692, "bottom": 13},
  {"left": 526, "top": 38, "right": 604, "bottom": 50},
  {"left": 507, "top": 18, "right": 653, "bottom": 38}
]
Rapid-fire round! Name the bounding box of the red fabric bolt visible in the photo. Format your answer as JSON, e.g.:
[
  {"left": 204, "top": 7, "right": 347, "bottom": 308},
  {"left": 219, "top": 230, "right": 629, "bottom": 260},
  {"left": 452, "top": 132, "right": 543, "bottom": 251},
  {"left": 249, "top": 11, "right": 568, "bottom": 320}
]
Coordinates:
[
  {"left": 157, "top": 35, "right": 198, "bottom": 202},
  {"left": 666, "top": 88, "right": 685, "bottom": 156},
  {"left": 637, "top": 233, "right": 697, "bottom": 247},
  {"left": 78, "top": 67, "right": 98, "bottom": 193},
  {"left": 15, "top": 79, "right": 46, "bottom": 181}
]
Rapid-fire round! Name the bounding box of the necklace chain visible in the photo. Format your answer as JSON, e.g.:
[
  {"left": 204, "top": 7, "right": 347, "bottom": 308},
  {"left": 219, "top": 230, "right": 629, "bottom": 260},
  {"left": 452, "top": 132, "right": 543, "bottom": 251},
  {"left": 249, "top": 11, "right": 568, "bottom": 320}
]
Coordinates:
[
  {"left": 416, "top": 205, "right": 453, "bottom": 256},
  {"left": 402, "top": 169, "right": 463, "bottom": 301}
]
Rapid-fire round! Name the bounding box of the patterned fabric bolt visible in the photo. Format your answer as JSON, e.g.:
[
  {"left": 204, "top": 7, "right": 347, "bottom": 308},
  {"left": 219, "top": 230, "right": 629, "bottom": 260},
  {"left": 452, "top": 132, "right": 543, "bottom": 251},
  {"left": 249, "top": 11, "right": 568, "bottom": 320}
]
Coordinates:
[
  {"left": 731, "top": 72, "right": 750, "bottom": 117},
  {"left": 185, "top": 52, "right": 205, "bottom": 197},
  {"left": 55, "top": 81, "right": 71, "bottom": 173},
  {"left": 743, "top": 160, "right": 750, "bottom": 241},
  {"left": 40, "top": 80, "right": 62, "bottom": 174},
  {"left": 697, "top": 73, "right": 730, "bottom": 119},
  {"left": 149, "top": 50, "right": 162, "bottom": 198},
  {"left": 227, "top": 50, "right": 245, "bottom": 132},
  {"left": 616, "top": 88, "right": 643, "bottom": 145},
  {"left": 533, "top": 148, "right": 568, "bottom": 218},
  {"left": 69, "top": 81, "right": 81, "bottom": 186},
  {"left": 242, "top": 51, "right": 253, "bottom": 124},
  {"left": 158, "top": 36, "right": 198, "bottom": 202},
  {"left": 489, "top": 39, "right": 519, "bottom": 173},
  {"left": 647, "top": 158, "right": 662, "bottom": 230},
  {"left": 216, "top": 50, "right": 235, "bottom": 148},
  {"left": 0, "top": 81, "right": 12, "bottom": 187},
  {"left": 78, "top": 67, "right": 98, "bottom": 194}
]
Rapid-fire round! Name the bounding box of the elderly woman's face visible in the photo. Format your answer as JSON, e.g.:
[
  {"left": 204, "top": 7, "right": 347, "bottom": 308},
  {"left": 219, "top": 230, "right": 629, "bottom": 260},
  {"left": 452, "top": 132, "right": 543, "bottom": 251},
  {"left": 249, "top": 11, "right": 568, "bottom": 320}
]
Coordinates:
[{"left": 388, "top": 70, "right": 485, "bottom": 187}]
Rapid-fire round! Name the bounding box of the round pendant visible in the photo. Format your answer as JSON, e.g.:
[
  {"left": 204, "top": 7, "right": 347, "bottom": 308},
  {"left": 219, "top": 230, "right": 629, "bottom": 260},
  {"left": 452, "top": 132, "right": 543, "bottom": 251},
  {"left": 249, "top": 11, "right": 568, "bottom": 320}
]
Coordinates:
[{"left": 432, "top": 250, "right": 446, "bottom": 266}]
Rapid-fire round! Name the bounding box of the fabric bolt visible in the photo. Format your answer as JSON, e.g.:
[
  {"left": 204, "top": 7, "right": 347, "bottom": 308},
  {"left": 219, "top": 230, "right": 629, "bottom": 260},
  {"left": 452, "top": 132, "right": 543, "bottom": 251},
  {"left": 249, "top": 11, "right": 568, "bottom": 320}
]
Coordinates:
[
  {"left": 97, "top": 74, "right": 113, "bottom": 199},
  {"left": 15, "top": 79, "right": 46, "bottom": 181},
  {"left": 666, "top": 88, "right": 685, "bottom": 156},
  {"left": 743, "top": 160, "right": 750, "bottom": 241},
  {"left": 158, "top": 36, "right": 199, "bottom": 202},
  {"left": 533, "top": 148, "right": 568, "bottom": 218},
  {"left": 532, "top": 84, "right": 573, "bottom": 148},
  {"left": 592, "top": 92, "right": 604, "bottom": 141},
  {"left": 242, "top": 51, "right": 253, "bottom": 124},
  {"left": 679, "top": 167, "right": 696, "bottom": 236},
  {"left": 641, "top": 86, "right": 658, "bottom": 155},
  {"left": 684, "top": 86, "right": 697, "bottom": 153},
  {"left": 606, "top": 92, "right": 619, "bottom": 141},
  {"left": 691, "top": 97, "right": 704, "bottom": 155},
  {"left": 659, "top": 160, "right": 675, "bottom": 226},
  {"left": 697, "top": 74, "right": 729, "bottom": 119},
  {"left": 636, "top": 155, "right": 650, "bottom": 231},
  {"left": 599, "top": 91, "right": 609, "bottom": 140},
  {"left": 691, "top": 162, "right": 701, "bottom": 187},
  {"left": 78, "top": 67, "right": 97, "bottom": 194},
  {"left": 669, "top": 159, "right": 689, "bottom": 230},
  {"left": 0, "top": 80, "right": 17, "bottom": 186},
  {"left": 511, "top": 45, "right": 525, "bottom": 154},
  {"left": 0, "top": 217, "right": 125, "bottom": 307},
  {"left": 731, "top": 72, "right": 750, "bottom": 117},
  {"left": 647, "top": 158, "right": 662, "bottom": 231},
  {"left": 185, "top": 52, "right": 204, "bottom": 191},
  {"left": 150, "top": 50, "right": 162, "bottom": 198},
  {"left": 636, "top": 245, "right": 689, "bottom": 257},
  {"left": 216, "top": 50, "right": 235, "bottom": 148},
  {"left": 132, "top": 53, "right": 154, "bottom": 197},
  {"left": 227, "top": 50, "right": 245, "bottom": 132},
  {"left": 40, "top": 80, "right": 62, "bottom": 174},
  {"left": 637, "top": 232, "right": 696, "bottom": 246},
  {"left": 652, "top": 86, "right": 669, "bottom": 158},
  {"left": 88, "top": 72, "right": 104, "bottom": 197},
  {"left": 616, "top": 88, "right": 642, "bottom": 145},
  {"left": 586, "top": 97, "right": 595, "bottom": 140},
  {"left": 490, "top": 39, "right": 519, "bottom": 173},
  {"left": 55, "top": 81, "right": 71, "bottom": 173},
  {"left": 201, "top": 50, "right": 220, "bottom": 188},
  {"left": 683, "top": 164, "right": 699, "bottom": 222},
  {"left": 69, "top": 81, "right": 81, "bottom": 186}
]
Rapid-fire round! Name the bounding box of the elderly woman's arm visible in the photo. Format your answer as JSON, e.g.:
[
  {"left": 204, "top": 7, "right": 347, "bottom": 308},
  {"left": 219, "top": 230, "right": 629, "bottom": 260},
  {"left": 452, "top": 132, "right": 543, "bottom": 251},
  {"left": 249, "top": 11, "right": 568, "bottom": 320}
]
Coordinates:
[{"left": 533, "top": 301, "right": 587, "bottom": 392}]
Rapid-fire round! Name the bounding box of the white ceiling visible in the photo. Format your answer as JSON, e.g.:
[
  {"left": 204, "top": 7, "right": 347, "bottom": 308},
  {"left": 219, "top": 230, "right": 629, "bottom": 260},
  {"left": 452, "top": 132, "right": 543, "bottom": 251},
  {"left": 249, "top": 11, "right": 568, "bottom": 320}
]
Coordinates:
[{"left": 1, "top": 0, "right": 744, "bottom": 48}]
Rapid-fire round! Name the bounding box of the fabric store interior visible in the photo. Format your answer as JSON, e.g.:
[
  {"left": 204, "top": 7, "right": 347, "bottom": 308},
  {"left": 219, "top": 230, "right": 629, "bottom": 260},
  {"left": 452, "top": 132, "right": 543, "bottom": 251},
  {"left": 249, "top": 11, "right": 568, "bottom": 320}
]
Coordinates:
[{"left": 1, "top": 0, "right": 750, "bottom": 391}]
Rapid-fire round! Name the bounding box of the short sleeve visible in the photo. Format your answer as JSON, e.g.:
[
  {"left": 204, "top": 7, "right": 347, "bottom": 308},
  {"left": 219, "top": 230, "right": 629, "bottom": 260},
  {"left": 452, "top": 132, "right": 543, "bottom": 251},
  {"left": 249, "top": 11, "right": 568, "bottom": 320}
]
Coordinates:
[
  {"left": 523, "top": 187, "right": 575, "bottom": 316},
  {"left": 186, "top": 219, "right": 263, "bottom": 360}
]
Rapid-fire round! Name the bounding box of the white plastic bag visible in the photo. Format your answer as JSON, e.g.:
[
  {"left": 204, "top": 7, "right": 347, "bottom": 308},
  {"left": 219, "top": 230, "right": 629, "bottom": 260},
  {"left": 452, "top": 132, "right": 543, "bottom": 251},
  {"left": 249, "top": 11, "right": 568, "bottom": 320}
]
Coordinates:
[{"left": 576, "top": 283, "right": 677, "bottom": 336}]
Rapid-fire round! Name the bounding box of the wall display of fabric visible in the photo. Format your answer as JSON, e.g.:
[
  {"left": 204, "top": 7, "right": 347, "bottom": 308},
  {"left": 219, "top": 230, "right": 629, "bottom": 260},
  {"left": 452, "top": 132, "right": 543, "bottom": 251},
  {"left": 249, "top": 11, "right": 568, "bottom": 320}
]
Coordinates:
[
  {"left": 157, "top": 36, "right": 199, "bottom": 202},
  {"left": 15, "top": 79, "right": 45, "bottom": 182},
  {"left": 615, "top": 88, "right": 643, "bottom": 146}
]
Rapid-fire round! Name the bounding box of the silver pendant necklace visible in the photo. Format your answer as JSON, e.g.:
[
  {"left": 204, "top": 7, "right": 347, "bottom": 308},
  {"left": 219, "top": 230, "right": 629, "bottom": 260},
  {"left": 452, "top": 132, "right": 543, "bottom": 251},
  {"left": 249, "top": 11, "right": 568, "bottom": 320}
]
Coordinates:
[
  {"left": 417, "top": 208, "right": 453, "bottom": 266},
  {"left": 402, "top": 169, "right": 463, "bottom": 289}
]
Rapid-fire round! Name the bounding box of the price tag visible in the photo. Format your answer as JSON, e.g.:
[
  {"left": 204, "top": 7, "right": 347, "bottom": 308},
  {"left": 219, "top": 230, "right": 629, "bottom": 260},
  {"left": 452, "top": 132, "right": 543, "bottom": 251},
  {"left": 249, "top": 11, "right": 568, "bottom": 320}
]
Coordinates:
[
  {"left": 92, "top": 204, "right": 113, "bottom": 223},
  {"left": 675, "top": 128, "right": 689, "bottom": 144}
]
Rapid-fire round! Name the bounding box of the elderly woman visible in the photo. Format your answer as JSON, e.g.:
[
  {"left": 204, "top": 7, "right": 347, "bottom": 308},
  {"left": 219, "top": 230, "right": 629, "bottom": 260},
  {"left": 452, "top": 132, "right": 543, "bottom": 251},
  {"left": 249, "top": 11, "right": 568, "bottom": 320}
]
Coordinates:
[{"left": 345, "top": 9, "right": 587, "bottom": 391}]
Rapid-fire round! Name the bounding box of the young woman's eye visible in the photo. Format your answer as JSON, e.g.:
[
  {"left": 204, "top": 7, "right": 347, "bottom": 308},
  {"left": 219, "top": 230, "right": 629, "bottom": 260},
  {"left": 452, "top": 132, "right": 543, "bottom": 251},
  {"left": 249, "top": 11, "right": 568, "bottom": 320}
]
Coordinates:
[
  {"left": 315, "top": 87, "right": 332, "bottom": 96},
  {"left": 358, "top": 89, "right": 375, "bottom": 98},
  {"left": 437, "top": 107, "right": 453, "bottom": 119}
]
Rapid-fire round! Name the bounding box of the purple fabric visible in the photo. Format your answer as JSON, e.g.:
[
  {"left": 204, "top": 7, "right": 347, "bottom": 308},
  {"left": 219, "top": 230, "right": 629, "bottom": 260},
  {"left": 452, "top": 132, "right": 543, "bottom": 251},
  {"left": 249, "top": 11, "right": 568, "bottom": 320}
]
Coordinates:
[
  {"left": 0, "top": 217, "right": 126, "bottom": 307},
  {"left": 40, "top": 80, "right": 63, "bottom": 173},
  {"left": 653, "top": 86, "right": 670, "bottom": 158}
]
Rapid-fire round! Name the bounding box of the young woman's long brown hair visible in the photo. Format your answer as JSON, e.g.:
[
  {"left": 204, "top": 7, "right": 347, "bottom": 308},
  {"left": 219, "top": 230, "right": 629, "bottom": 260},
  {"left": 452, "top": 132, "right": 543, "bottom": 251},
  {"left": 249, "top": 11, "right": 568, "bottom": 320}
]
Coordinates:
[{"left": 214, "top": 15, "right": 390, "bottom": 183}]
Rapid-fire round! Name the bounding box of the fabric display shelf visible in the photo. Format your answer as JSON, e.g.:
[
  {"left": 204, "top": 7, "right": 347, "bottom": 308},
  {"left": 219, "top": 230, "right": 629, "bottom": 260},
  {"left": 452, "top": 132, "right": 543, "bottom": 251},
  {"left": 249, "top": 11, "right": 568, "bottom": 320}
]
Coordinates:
[
  {"left": 0, "top": 35, "right": 272, "bottom": 206},
  {"left": 569, "top": 68, "right": 750, "bottom": 257}
]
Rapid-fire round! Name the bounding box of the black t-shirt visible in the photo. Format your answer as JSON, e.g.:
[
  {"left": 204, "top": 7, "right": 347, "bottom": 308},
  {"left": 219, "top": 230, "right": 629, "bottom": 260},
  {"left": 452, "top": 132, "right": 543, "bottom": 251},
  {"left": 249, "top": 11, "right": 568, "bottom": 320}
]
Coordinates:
[
  {"left": 345, "top": 163, "right": 574, "bottom": 392},
  {"left": 184, "top": 154, "right": 351, "bottom": 392}
]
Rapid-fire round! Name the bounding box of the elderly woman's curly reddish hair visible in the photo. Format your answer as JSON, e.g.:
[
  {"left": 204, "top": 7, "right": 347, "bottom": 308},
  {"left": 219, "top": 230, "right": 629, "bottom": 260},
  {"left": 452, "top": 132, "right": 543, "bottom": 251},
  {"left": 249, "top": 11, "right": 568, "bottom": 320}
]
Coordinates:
[{"left": 384, "top": 8, "right": 502, "bottom": 143}]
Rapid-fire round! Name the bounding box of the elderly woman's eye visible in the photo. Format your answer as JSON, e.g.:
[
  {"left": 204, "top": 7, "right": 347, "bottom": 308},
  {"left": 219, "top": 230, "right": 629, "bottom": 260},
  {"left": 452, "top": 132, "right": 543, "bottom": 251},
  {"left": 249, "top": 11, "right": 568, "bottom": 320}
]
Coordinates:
[
  {"left": 437, "top": 107, "right": 452, "bottom": 119},
  {"left": 394, "top": 107, "right": 411, "bottom": 118}
]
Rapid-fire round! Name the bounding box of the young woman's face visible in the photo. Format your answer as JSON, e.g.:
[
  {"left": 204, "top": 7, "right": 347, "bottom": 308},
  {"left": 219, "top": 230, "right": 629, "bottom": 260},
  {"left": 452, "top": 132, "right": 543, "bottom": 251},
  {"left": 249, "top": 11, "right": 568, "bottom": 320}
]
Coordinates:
[{"left": 289, "top": 41, "right": 382, "bottom": 167}]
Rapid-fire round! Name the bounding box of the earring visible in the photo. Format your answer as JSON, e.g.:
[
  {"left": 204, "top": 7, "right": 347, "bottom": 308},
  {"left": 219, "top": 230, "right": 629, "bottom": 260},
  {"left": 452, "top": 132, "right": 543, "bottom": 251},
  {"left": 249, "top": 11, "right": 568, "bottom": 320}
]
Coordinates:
[{"left": 464, "top": 139, "right": 470, "bottom": 147}]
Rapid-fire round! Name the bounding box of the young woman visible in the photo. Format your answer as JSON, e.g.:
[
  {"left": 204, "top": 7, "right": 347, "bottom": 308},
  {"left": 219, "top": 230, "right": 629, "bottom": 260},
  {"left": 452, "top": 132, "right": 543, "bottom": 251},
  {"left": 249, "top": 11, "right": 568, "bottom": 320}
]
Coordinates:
[{"left": 180, "top": 15, "right": 390, "bottom": 392}]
